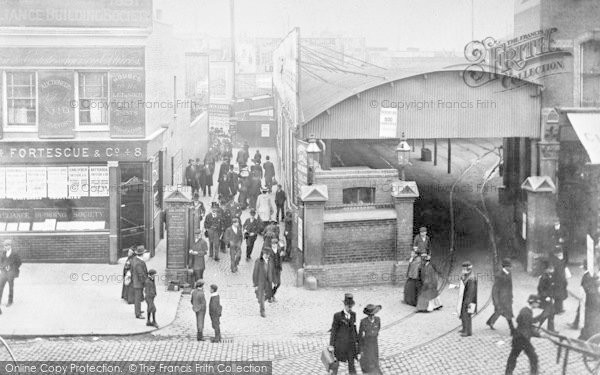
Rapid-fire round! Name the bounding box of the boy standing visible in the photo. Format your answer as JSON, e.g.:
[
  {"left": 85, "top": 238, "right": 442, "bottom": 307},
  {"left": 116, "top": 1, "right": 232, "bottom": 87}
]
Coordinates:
[
  {"left": 144, "top": 269, "right": 158, "bottom": 328},
  {"left": 209, "top": 284, "right": 222, "bottom": 343},
  {"left": 191, "top": 280, "right": 207, "bottom": 341}
]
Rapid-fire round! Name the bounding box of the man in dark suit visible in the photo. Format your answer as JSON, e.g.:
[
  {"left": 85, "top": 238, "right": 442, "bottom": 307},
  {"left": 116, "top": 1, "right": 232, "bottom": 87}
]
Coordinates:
[
  {"left": 185, "top": 159, "right": 195, "bottom": 187},
  {"left": 188, "top": 233, "right": 208, "bottom": 282},
  {"left": 459, "top": 261, "right": 478, "bottom": 337},
  {"left": 131, "top": 245, "right": 148, "bottom": 319},
  {"left": 243, "top": 209, "right": 261, "bottom": 260},
  {"left": 236, "top": 143, "right": 249, "bottom": 171},
  {"left": 487, "top": 258, "right": 514, "bottom": 330},
  {"left": 549, "top": 250, "right": 568, "bottom": 314},
  {"left": 505, "top": 295, "right": 542, "bottom": 375},
  {"left": 209, "top": 284, "right": 222, "bottom": 343},
  {"left": 263, "top": 156, "right": 275, "bottom": 192},
  {"left": 224, "top": 217, "right": 243, "bottom": 273},
  {"left": 0, "top": 239, "right": 22, "bottom": 314},
  {"left": 275, "top": 184, "right": 287, "bottom": 222},
  {"left": 413, "top": 226, "right": 431, "bottom": 255},
  {"left": 284, "top": 211, "right": 293, "bottom": 261},
  {"left": 329, "top": 293, "right": 359, "bottom": 375},
  {"left": 191, "top": 280, "right": 207, "bottom": 341},
  {"left": 252, "top": 251, "right": 271, "bottom": 318},
  {"left": 204, "top": 204, "right": 223, "bottom": 261},
  {"left": 537, "top": 261, "right": 556, "bottom": 332}
]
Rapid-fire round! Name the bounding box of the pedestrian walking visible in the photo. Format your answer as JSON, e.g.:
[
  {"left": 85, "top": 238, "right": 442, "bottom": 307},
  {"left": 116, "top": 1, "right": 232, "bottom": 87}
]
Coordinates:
[
  {"left": 251, "top": 160, "right": 263, "bottom": 181},
  {"left": 131, "top": 245, "right": 148, "bottom": 319},
  {"left": 191, "top": 158, "right": 202, "bottom": 197},
  {"left": 204, "top": 203, "right": 223, "bottom": 261},
  {"left": 267, "top": 238, "right": 284, "bottom": 302},
  {"left": 248, "top": 171, "right": 261, "bottom": 210},
  {"left": 256, "top": 187, "right": 274, "bottom": 224},
  {"left": 486, "top": 258, "right": 514, "bottom": 330},
  {"left": 549, "top": 250, "right": 568, "bottom": 314},
  {"left": 188, "top": 233, "right": 207, "bottom": 282},
  {"left": 275, "top": 184, "right": 287, "bottom": 222},
  {"left": 243, "top": 209, "right": 260, "bottom": 260},
  {"left": 209, "top": 284, "right": 222, "bottom": 343},
  {"left": 504, "top": 295, "right": 542, "bottom": 375},
  {"left": 185, "top": 159, "right": 195, "bottom": 187},
  {"left": 457, "top": 261, "right": 477, "bottom": 337},
  {"left": 236, "top": 142, "right": 249, "bottom": 170},
  {"left": 579, "top": 259, "right": 600, "bottom": 340},
  {"left": 0, "top": 239, "right": 21, "bottom": 314},
  {"left": 203, "top": 162, "right": 213, "bottom": 197},
  {"left": 226, "top": 164, "right": 239, "bottom": 199},
  {"left": 413, "top": 226, "right": 431, "bottom": 255},
  {"left": 536, "top": 261, "right": 556, "bottom": 332},
  {"left": 191, "top": 280, "right": 207, "bottom": 341},
  {"left": 224, "top": 217, "right": 243, "bottom": 273},
  {"left": 263, "top": 156, "right": 275, "bottom": 191},
  {"left": 253, "top": 150, "right": 262, "bottom": 165},
  {"left": 329, "top": 293, "right": 359, "bottom": 375},
  {"left": 121, "top": 247, "right": 135, "bottom": 304},
  {"left": 358, "top": 304, "right": 382, "bottom": 375},
  {"left": 217, "top": 158, "right": 231, "bottom": 198},
  {"left": 284, "top": 211, "right": 293, "bottom": 261},
  {"left": 404, "top": 249, "right": 422, "bottom": 306},
  {"left": 196, "top": 161, "right": 208, "bottom": 198},
  {"left": 416, "top": 253, "right": 442, "bottom": 312},
  {"left": 253, "top": 251, "right": 271, "bottom": 318},
  {"left": 144, "top": 269, "right": 158, "bottom": 328},
  {"left": 237, "top": 167, "right": 250, "bottom": 209}
]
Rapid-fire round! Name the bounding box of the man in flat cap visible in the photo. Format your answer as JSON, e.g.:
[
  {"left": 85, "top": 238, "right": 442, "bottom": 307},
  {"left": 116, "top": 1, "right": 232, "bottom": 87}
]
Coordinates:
[
  {"left": 505, "top": 295, "right": 542, "bottom": 375},
  {"left": 329, "top": 293, "right": 359, "bottom": 375},
  {"left": 191, "top": 280, "right": 207, "bottom": 341},
  {"left": 456, "top": 261, "right": 477, "bottom": 337},
  {"left": 487, "top": 258, "right": 514, "bottom": 331},
  {"left": 413, "top": 226, "right": 431, "bottom": 256}
]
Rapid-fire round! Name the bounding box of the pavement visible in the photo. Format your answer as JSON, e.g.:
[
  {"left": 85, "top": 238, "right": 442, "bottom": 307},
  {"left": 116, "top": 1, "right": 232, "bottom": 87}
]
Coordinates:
[{"left": 0, "top": 145, "right": 596, "bottom": 375}]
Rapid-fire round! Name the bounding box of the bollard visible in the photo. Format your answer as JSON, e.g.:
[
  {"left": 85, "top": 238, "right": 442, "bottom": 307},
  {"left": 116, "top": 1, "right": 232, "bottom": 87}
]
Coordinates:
[
  {"left": 305, "top": 276, "right": 318, "bottom": 291},
  {"left": 296, "top": 268, "right": 305, "bottom": 287}
]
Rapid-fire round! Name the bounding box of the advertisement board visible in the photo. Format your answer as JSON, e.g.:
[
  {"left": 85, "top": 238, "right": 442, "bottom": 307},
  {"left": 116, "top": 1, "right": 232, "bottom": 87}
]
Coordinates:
[
  {"left": 38, "top": 71, "right": 75, "bottom": 138},
  {"left": 272, "top": 28, "right": 300, "bottom": 126},
  {"left": 209, "top": 61, "right": 234, "bottom": 103},
  {"left": 109, "top": 70, "right": 145, "bottom": 138}
]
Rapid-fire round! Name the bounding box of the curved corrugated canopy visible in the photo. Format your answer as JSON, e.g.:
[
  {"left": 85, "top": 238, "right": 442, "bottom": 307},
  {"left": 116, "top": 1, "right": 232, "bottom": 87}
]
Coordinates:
[{"left": 299, "top": 59, "right": 542, "bottom": 125}]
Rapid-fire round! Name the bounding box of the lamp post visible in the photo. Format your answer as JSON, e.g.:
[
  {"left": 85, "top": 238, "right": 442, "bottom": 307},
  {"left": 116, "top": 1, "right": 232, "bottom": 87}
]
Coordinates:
[
  {"left": 396, "top": 133, "right": 411, "bottom": 180},
  {"left": 306, "top": 135, "right": 321, "bottom": 185}
]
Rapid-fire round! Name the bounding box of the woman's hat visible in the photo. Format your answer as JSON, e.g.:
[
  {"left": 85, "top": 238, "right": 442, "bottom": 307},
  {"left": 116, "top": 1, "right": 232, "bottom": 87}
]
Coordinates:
[
  {"left": 134, "top": 246, "right": 147, "bottom": 255},
  {"left": 363, "top": 304, "right": 382, "bottom": 315},
  {"left": 148, "top": 269, "right": 157, "bottom": 276},
  {"left": 195, "top": 280, "right": 204, "bottom": 287},
  {"left": 342, "top": 293, "right": 355, "bottom": 306}
]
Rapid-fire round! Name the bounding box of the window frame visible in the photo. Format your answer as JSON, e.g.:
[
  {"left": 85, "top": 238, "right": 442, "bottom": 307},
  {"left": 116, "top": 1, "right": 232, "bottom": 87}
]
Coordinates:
[
  {"left": 574, "top": 31, "right": 600, "bottom": 107},
  {"left": 75, "top": 71, "right": 110, "bottom": 132},
  {"left": 580, "top": 40, "right": 600, "bottom": 107},
  {"left": 3, "top": 70, "right": 38, "bottom": 132},
  {"left": 342, "top": 187, "right": 376, "bottom": 205}
]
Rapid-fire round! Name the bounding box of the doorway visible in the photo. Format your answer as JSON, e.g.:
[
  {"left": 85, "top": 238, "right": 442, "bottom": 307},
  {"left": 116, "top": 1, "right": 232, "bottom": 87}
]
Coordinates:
[{"left": 119, "top": 163, "right": 147, "bottom": 258}]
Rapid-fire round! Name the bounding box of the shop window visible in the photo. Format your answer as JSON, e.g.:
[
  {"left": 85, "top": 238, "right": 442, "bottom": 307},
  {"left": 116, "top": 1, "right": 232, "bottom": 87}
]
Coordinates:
[
  {"left": 78, "top": 72, "right": 108, "bottom": 125},
  {"left": 582, "top": 40, "right": 600, "bottom": 107},
  {"left": 7, "top": 72, "right": 36, "bottom": 126},
  {"left": 342, "top": 187, "right": 375, "bottom": 205}
]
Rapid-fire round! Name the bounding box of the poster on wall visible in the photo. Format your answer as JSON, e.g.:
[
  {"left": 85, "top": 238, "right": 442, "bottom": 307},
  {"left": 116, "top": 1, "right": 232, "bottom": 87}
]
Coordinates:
[
  {"left": 379, "top": 107, "right": 398, "bottom": 138},
  {"left": 110, "top": 70, "right": 145, "bottom": 138},
  {"left": 26, "top": 167, "right": 47, "bottom": 199},
  {"left": 0, "top": 168, "right": 4, "bottom": 199},
  {"left": 47, "top": 167, "right": 68, "bottom": 199},
  {"left": 209, "top": 61, "right": 234, "bottom": 102},
  {"left": 295, "top": 139, "right": 308, "bottom": 205},
  {"left": 89, "top": 166, "right": 109, "bottom": 197},
  {"left": 68, "top": 166, "right": 89, "bottom": 198},
  {"left": 261, "top": 123, "right": 270, "bottom": 138},
  {"left": 297, "top": 216, "right": 303, "bottom": 251},
  {"left": 5, "top": 167, "right": 26, "bottom": 199},
  {"left": 38, "top": 71, "right": 75, "bottom": 138}
]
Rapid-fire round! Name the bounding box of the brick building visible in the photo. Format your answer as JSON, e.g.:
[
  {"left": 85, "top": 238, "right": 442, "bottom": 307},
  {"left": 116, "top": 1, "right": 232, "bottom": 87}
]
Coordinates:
[
  {"left": 0, "top": 0, "right": 208, "bottom": 263},
  {"left": 515, "top": 0, "right": 600, "bottom": 261}
]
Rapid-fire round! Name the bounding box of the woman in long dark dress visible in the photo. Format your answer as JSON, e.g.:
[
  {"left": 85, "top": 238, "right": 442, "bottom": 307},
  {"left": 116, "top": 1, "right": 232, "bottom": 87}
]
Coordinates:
[
  {"left": 416, "top": 253, "right": 443, "bottom": 312},
  {"left": 358, "top": 304, "right": 382, "bottom": 375},
  {"left": 404, "top": 250, "right": 422, "bottom": 306},
  {"left": 121, "top": 248, "right": 135, "bottom": 304}
]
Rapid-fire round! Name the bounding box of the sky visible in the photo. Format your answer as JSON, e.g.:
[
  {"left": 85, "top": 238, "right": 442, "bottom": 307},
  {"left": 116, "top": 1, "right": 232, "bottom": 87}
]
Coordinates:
[{"left": 156, "top": 0, "right": 515, "bottom": 52}]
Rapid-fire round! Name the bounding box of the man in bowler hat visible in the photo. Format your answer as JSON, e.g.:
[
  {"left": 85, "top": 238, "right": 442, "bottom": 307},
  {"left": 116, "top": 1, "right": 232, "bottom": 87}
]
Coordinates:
[
  {"left": 329, "top": 293, "right": 359, "bottom": 375},
  {"left": 487, "top": 258, "right": 514, "bottom": 331},
  {"left": 131, "top": 245, "right": 148, "bottom": 319},
  {"left": 0, "top": 239, "right": 21, "bottom": 314},
  {"left": 457, "top": 261, "right": 477, "bottom": 337}
]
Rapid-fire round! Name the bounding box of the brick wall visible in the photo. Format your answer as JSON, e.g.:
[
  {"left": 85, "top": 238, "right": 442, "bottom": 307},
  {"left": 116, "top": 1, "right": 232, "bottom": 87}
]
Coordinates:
[
  {"left": 0, "top": 233, "right": 109, "bottom": 263},
  {"left": 315, "top": 168, "right": 398, "bottom": 208},
  {"left": 323, "top": 219, "right": 395, "bottom": 264},
  {"left": 305, "top": 261, "right": 407, "bottom": 287}
]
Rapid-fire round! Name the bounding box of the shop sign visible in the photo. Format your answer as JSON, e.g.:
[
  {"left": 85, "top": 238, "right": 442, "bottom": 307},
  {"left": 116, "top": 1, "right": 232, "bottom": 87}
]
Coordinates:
[
  {"left": 0, "top": 0, "right": 152, "bottom": 28},
  {"left": 0, "top": 48, "right": 145, "bottom": 68},
  {"left": 379, "top": 107, "right": 398, "bottom": 138},
  {"left": 110, "top": 70, "right": 145, "bottom": 138},
  {"left": 38, "top": 71, "right": 75, "bottom": 138},
  {"left": 0, "top": 141, "right": 147, "bottom": 164}
]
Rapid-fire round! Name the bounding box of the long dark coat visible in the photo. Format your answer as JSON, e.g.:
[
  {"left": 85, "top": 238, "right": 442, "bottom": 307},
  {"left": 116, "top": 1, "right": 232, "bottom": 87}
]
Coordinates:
[
  {"left": 330, "top": 310, "right": 358, "bottom": 362},
  {"left": 581, "top": 273, "right": 600, "bottom": 340},
  {"left": 416, "top": 261, "right": 439, "bottom": 310},
  {"left": 460, "top": 274, "right": 478, "bottom": 319},
  {"left": 549, "top": 254, "right": 568, "bottom": 301},
  {"left": 267, "top": 245, "right": 283, "bottom": 285},
  {"left": 252, "top": 257, "right": 271, "bottom": 300},
  {"left": 491, "top": 270, "right": 513, "bottom": 318},
  {"left": 358, "top": 316, "right": 381, "bottom": 374},
  {"left": 121, "top": 254, "right": 135, "bottom": 303}
]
